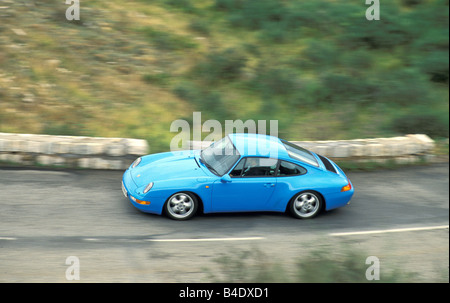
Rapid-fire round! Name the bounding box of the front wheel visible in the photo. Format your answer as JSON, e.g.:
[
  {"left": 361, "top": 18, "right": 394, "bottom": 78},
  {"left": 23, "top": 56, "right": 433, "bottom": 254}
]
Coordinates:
[
  {"left": 289, "top": 191, "right": 323, "bottom": 219},
  {"left": 165, "top": 192, "right": 198, "bottom": 220}
]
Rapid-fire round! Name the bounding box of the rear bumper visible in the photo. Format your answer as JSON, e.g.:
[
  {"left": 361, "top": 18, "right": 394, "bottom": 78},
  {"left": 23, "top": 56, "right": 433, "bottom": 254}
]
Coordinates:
[{"left": 324, "top": 187, "right": 354, "bottom": 211}]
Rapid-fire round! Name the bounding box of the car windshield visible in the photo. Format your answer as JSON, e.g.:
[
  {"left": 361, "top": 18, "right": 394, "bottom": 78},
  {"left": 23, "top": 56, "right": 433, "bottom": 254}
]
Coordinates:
[
  {"left": 200, "top": 136, "right": 240, "bottom": 176},
  {"left": 281, "top": 140, "right": 319, "bottom": 167}
]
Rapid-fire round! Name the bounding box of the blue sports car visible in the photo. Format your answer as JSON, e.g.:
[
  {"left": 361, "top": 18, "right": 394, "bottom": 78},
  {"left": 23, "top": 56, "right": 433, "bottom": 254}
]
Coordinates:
[{"left": 121, "top": 133, "right": 354, "bottom": 220}]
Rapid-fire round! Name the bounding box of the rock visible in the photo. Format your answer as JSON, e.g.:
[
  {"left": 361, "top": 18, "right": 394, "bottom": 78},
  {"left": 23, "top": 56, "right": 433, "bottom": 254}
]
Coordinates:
[
  {"left": 22, "top": 93, "right": 35, "bottom": 103},
  {"left": 11, "top": 28, "right": 27, "bottom": 36}
]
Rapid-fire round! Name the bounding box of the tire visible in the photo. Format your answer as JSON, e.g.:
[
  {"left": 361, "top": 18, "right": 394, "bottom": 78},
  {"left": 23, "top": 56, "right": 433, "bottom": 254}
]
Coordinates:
[
  {"left": 165, "top": 192, "right": 198, "bottom": 220},
  {"left": 289, "top": 191, "right": 323, "bottom": 219}
]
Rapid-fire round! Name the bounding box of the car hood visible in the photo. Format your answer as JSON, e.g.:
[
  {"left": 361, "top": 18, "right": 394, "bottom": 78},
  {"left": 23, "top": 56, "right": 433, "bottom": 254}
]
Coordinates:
[{"left": 130, "top": 150, "right": 207, "bottom": 187}]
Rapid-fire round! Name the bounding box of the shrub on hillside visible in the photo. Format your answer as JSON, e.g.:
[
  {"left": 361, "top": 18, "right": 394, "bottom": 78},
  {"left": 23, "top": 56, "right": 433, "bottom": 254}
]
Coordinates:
[
  {"left": 193, "top": 48, "right": 247, "bottom": 83},
  {"left": 390, "top": 109, "right": 449, "bottom": 138}
]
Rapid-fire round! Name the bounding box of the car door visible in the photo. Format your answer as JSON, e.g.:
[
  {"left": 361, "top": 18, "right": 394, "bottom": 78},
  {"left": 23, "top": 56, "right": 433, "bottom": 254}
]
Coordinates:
[
  {"left": 211, "top": 157, "right": 278, "bottom": 212},
  {"left": 267, "top": 160, "right": 309, "bottom": 211}
]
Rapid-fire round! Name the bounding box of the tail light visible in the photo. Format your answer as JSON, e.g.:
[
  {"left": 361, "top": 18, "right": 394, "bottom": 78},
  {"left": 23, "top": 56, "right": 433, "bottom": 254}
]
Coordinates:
[{"left": 341, "top": 180, "right": 352, "bottom": 192}]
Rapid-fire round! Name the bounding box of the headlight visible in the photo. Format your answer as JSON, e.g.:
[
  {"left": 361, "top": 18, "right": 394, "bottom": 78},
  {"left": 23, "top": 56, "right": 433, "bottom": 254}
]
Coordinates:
[
  {"left": 143, "top": 182, "right": 154, "bottom": 194},
  {"left": 131, "top": 157, "right": 142, "bottom": 168}
]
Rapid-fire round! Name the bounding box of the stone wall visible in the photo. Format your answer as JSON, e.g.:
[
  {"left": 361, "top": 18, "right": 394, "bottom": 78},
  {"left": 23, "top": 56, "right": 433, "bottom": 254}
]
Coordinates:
[
  {"left": 0, "top": 133, "right": 435, "bottom": 170},
  {"left": 190, "top": 134, "right": 436, "bottom": 165},
  {"left": 0, "top": 132, "right": 148, "bottom": 170},
  {"left": 290, "top": 134, "right": 435, "bottom": 164}
]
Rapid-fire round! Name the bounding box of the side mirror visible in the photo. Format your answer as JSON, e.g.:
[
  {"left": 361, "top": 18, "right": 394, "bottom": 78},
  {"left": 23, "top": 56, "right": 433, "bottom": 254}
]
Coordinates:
[{"left": 220, "top": 174, "right": 232, "bottom": 183}]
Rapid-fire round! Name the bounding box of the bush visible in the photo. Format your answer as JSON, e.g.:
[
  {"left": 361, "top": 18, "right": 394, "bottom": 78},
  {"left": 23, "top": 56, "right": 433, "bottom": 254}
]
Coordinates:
[
  {"left": 164, "top": 0, "right": 198, "bottom": 14},
  {"left": 213, "top": 0, "right": 244, "bottom": 11},
  {"left": 318, "top": 73, "right": 377, "bottom": 105},
  {"left": 142, "top": 72, "right": 171, "bottom": 86},
  {"left": 189, "top": 19, "right": 211, "bottom": 36},
  {"left": 233, "top": 0, "right": 286, "bottom": 30},
  {"left": 340, "top": 49, "right": 373, "bottom": 71},
  {"left": 214, "top": 0, "right": 304, "bottom": 43},
  {"left": 250, "top": 65, "right": 298, "bottom": 97},
  {"left": 401, "top": 0, "right": 423, "bottom": 6},
  {"left": 375, "top": 69, "right": 432, "bottom": 106},
  {"left": 207, "top": 247, "right": 417, "bottom": 283},
  {"left": 416, "top": 50, "right": 449, "bottom": 83},
  {"left": 258, "top": 19, "right": 293, "bottom": 43},
  {"left": 390, "top": 108, "right": 449, "bottom": 138},
  {"left": 139, "top": 27, "right": 197, "bottom": 51},
  {"left": 285, "top": 1, "right": 340, "bottom": 34},
  {"left": 173, "top": 81, "right": 231, "bottom": 120},
  {"left": 299, "top": 41, "right": 340, "bottom": 70},
  {"left": 338, "top": 3, "right": 413, "bottom": 50},
  {"left": 215, "top": 0, "right": 286, "bottom": 30},
  {"left": 193, "top": 48, "right": 247, "bottom": 83},
  {"left": 173, "top": 81, "right": 199, "bottom": 100}
]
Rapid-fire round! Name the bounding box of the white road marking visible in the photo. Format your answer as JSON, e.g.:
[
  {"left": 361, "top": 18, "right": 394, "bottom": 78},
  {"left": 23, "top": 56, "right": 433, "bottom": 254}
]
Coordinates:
[
  {"left": 0, "top": 237, "right": 17, "bottom": 240},
  {"left": 329, "top": 225, "right": 449, "bottom": 237},
  {"left": 145, "top": 237, "right": 266, "bottom": 243}
]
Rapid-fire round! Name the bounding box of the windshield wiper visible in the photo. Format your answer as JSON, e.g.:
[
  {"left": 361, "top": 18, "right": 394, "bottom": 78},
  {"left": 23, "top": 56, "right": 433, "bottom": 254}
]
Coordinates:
[{"left": 199, "top": 154, "right": 219, "bottom": 175}]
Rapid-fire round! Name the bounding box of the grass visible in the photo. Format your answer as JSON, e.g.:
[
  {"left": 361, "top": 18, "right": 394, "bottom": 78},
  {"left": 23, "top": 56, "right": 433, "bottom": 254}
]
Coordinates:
[
  {"left": 335, "top": 158, "right": 430, "bottom": 172},
  {"left": 0, "top": 0, "right": 448, "bottom": 153},
  {"left": 204, "top": 247, "right": 424, "bottom": 283}
]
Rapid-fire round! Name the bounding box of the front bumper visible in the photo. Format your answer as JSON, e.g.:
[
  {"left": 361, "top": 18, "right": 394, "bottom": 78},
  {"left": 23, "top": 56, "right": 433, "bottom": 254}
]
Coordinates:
[
  {"left": 121, "top": 181, "right": 128, "bottom": 198},
  {"left": 121, "top": 169, "right": 164, "bottom": 215}
]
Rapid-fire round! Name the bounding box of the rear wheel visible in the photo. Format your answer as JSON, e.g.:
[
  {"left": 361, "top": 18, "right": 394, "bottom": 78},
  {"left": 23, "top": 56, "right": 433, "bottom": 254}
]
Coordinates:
[
  {"left": 289, "top": 191, "right": 323, "bottom": 219},
  {"left": 165, "top": 192, "right": 198, "bottom": 220}
]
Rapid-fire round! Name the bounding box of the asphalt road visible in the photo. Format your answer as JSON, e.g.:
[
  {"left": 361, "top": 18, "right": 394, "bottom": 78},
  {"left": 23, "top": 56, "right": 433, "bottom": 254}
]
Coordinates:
[{"left": 0, "top": 163, "right": 448, "bottom": 282}]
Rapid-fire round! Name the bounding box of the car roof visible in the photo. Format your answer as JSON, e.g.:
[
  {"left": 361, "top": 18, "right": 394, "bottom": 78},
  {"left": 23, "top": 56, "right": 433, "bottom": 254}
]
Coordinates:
[{"left": 228, "top": 133, "right": 290, "bottom": 159}]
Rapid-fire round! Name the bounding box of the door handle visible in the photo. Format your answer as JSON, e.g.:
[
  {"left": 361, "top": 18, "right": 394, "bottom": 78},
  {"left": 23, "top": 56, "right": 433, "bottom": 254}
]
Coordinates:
[{"left": 264, "top": 183, "right": 275, "bottom": 187}]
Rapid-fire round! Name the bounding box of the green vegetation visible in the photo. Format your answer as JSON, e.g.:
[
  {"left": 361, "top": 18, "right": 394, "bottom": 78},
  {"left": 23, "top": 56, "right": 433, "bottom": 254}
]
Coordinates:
[
  {"left": 205, "top": 247, "right": 421, "bottom": 283},
  {"left": 0, "top": 0, "right": 448, "bottom": 152}
]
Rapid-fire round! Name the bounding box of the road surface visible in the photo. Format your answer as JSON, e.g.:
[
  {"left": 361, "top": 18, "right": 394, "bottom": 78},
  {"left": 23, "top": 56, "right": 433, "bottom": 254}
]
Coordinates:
[{"left": 0, "top": 163, "right": 448, "bottom": 282}]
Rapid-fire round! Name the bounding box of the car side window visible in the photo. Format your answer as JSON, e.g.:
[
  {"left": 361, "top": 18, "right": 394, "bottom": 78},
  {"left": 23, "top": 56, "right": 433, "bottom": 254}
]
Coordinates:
[
  {"left": 241, "top": 158, "right": 278, "bottom": 177},
  {"left": 277, "top": 161, "right": 307, "bottom": 176},
  {"left": 229, "top": 158, "right": 245, "bottom": 177}
]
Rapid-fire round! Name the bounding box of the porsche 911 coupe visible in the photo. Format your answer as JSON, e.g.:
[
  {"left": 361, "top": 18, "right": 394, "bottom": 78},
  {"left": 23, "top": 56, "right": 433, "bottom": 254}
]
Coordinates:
[{"left": 121, "top": 133, "right": 354, "bottom": 220}]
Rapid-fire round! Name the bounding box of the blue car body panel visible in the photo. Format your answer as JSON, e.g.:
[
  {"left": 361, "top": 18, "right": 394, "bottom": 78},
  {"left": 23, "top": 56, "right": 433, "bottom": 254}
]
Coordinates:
[{"left": 122, "top": 134, "right": 354, "bottom": 217}]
